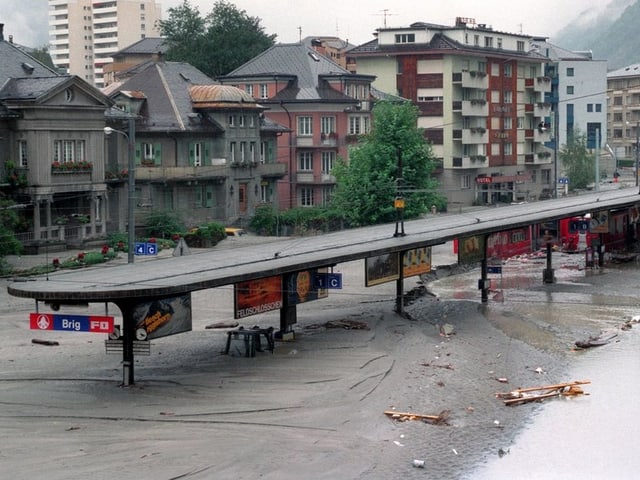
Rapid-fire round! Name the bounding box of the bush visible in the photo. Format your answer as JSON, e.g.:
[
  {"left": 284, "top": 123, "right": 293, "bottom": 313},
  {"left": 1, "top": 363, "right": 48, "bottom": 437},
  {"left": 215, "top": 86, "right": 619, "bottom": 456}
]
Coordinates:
[
  {"left": 184, "top": 222, "right": 225, "bottom": 248},
  {"left": 144, "top": 210, "right": 186, "bottom": 239}
]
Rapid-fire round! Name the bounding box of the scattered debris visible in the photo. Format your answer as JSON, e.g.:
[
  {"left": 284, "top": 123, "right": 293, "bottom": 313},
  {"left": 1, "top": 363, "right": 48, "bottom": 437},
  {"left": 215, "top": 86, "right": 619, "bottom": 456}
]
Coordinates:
[
  {"left": 384, "top": 409, "right": 451, "bottom": 425},
  {"left": 205, "top": 321, "right": 239, "bottom": 329},
  {"left": 496, "top": 380, "right": 590, "bottom": 406},
  {"left": 420, "top": 362, "right": 455, "bottom": 370},
  {"left": 439, "top": 323, "right": 455, "bottom": 336},
  {"left": 534, "top": 367, "right": 546, "bottom": 374},
  {"left": 412, "top": 459, "right": 426, "bottom": 468},
  {"left": 32, "top": 338, "right": 59, "bottom": 346},
  {"left": 393, "top": 440, "right": 404, "bottom": 447},
  {"left": 323, "top": 319, "right": 369, "bottom": 330},
  {"left": 575, "top": 329, "right": 618, "bottom": 349},
  {"left": 495, "top": 377, "right": 509, "bottom": 383},
  {"left": 498, "top": 448, "right": 510, "bottom": 458}
]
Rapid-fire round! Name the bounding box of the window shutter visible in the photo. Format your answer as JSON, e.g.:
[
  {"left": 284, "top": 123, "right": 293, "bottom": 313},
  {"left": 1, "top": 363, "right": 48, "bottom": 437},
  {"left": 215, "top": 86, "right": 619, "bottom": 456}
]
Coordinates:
[
  {"left": 154, "top": 143, "right": 162, "bottom": 165},
  {"left": 188, "top": 143, "right": 195, "bottom": 166},
  {"left": 135, "top": 143, "right": 142, "bottom": 165}
]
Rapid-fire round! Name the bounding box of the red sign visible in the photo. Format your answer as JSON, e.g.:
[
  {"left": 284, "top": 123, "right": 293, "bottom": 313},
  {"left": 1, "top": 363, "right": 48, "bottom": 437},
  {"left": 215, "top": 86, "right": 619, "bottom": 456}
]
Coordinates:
[
  {"left": 30, "top": 313, "right": 114, "bottom": 333},
  {"left": 476, "top": 176, "right": 492, "bottom": 184}
]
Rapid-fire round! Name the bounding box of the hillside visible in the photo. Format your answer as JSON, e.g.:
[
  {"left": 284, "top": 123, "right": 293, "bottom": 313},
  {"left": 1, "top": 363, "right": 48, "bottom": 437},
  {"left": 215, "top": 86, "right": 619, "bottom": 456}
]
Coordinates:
[{"left": 553, "top": 0, "right": 640, "bottom": 69}]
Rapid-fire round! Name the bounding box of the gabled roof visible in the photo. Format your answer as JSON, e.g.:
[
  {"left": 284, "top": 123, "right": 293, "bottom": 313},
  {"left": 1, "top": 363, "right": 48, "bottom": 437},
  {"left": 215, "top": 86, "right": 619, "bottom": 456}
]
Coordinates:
[
  {"left": 0, "top": 39, "right": 59, "bottom": 87},
  {"left": 225, "top": 43, "right": 372, "bottom": 103},
  {"left": 114, "top": 37, "right": 167, "bottom": 56},
  {"left": 0, "top": 74, "right": 112, "bottom": 107},
  {"left": 608, "top": 63, "right": 640, "bottom": 79}
]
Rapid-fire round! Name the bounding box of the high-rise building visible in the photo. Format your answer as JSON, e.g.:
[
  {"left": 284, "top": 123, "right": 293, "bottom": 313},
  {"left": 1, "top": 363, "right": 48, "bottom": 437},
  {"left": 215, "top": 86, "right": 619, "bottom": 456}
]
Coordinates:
[
  {"left": 348, "top": 18, "right": 556, "bottom": 206},
  {"left": 48, "top": 0, "right": 162, "bottom": 88}
]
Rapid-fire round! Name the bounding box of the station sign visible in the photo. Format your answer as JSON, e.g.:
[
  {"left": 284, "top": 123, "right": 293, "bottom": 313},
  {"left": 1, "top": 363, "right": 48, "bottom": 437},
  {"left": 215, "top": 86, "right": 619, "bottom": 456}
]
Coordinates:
[
  {"left": 314, "top": 272, "right": 343, "bottom": 289},
  {"left": 30, "top": 313, "right": 114, "bottom": 333},
  {"left": 135, "top": 242, "right": 158, "bottom": 256}
]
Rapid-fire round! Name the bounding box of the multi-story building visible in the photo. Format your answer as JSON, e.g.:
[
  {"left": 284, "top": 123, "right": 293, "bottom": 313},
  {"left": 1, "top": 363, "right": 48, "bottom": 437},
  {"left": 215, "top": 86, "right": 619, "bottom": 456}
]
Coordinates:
[
  {"left": 0, "top": 23, "right": 113, "bottom": 251},
  {"left": 532, "top": 38, "right": 608, "bottom": 190},
  {"left": 607, "top": 63, "right": 640, "bottom": 172},
  {"left": 105, "top": 61, "right": 287, "bottom": 229},
  {"left": 348, "top": 18, "right": 556, "bottom": 206},
  {"left": 221, "top": 43, "right": 375, "bottom": 210},
  {"left": 48, "top": 0, "right": 162, "bottom": 88}
]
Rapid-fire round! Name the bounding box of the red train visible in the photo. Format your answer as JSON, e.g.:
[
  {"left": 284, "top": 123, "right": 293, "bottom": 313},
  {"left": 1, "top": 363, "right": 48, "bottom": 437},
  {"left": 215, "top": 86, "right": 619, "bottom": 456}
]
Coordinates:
[{"left": 559, "top": 207, "right": 640, "bottom": 253}]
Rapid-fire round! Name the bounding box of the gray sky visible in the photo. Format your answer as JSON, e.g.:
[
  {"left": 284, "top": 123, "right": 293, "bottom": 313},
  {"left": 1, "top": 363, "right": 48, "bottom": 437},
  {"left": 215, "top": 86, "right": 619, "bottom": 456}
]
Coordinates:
[{"left": 0, "top": 0, "right": 620, "bottom": 49}]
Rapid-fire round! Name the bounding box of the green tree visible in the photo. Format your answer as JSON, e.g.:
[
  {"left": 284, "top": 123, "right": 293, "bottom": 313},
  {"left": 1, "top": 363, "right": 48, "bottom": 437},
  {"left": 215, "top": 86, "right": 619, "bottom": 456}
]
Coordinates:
[
  {"left": 560, "top": 129, "right": 595, "bottom": 191},
  {"left": 330, "top": 101, "right": 443, "bottom": 227},
  {"left": 0, "top": 199, "right": 24, "bottom": 257},
  {"left": 159, "top": 0, "right": 276, "bottom": 77}
]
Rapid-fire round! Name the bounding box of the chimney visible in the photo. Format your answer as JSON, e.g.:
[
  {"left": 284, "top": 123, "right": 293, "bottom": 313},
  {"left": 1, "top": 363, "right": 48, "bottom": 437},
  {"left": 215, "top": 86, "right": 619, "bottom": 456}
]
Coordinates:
[{"left": 0, "top": 24, "right": 4, "bottom": 42}]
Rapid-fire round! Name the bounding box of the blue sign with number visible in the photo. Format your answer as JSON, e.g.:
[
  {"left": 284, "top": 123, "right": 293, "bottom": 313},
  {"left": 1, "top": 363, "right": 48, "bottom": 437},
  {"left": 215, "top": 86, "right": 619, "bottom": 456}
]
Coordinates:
[
  {"left": 313, "top": 273, "right": 343, "bottom": 289},
  {"left": 135, "top": 242, "right": 158, "bottom": 256}
]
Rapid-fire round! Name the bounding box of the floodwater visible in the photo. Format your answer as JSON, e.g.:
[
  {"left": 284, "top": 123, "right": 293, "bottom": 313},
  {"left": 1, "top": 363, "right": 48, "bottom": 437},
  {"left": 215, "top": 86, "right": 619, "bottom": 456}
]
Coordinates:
[{"left": 432, "top": 252, "right": 640, "bottom": 480}]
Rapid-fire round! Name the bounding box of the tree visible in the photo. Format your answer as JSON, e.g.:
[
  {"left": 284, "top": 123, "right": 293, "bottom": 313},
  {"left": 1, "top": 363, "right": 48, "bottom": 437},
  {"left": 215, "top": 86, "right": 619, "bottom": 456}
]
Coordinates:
[
  {"left": 0, "top": 198, "right": 24, "bottom": 258},
  {"left": 159, "top": 0, "right": 276, "bottom": 78},
  {"left": 330, "top": 101, "right": 444, "bottom": 227},
  {"left": 560, "top": 129, "right": 595, "bottom": 191}
]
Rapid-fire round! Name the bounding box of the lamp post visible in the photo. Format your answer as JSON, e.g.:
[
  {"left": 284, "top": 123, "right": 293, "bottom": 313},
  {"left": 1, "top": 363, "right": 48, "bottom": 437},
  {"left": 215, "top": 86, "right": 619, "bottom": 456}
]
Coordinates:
[{"left": 104, "top": 117, "right": 136, "bottom": 263}]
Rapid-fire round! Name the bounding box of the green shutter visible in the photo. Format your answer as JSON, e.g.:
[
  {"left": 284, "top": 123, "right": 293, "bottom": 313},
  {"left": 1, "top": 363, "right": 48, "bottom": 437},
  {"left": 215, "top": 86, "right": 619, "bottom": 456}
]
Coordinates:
[
  {"left": 267, "top": 141, "right": 274, "bottom": 162},
  {"left": 154, "top": 143, "right": 162, "bottom": 165},
  {"left": 205, "top": 184, "right": 214, "bottom": 208},
  {"left": 135, "top": 143, "right": 142, "bottom": 165},
  {"left": 195, "top": 186, "right": 203, "bottom": 207},
  {"left": 204, "top": 143, "right": 211, "bottom": 165},
  {"left": 188, "top": 142, "right": 195, "bottom": 166}
]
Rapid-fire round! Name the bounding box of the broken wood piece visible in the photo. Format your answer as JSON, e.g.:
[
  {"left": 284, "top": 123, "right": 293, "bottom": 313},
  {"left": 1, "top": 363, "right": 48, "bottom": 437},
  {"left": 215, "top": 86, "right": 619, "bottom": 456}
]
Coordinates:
[
  {"left": 496, "top": 380, "right": 590, "bottom": 406},
  {"left": 205, "top": 321, "right": 239, "bottom": 329},
  {"left": 575, "top": 329, "right": 618, "bottom": 348},
  {"left": 384, "top": 409, "right": 450, "bottom": 425}
]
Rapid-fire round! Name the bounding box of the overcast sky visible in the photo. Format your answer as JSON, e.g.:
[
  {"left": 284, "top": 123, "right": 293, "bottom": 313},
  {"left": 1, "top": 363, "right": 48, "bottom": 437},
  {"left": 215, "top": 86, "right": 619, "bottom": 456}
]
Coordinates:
[{"left": 1, "top": 0, "right": 614, "bottom": 49}]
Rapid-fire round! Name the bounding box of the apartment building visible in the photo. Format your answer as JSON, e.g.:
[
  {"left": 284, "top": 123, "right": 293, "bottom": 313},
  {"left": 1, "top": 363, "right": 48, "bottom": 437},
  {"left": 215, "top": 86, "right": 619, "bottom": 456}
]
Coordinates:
[
  {"left": 48, "top": 0, "right": 162, "bottom": 88},
  {"left": 348, "top": 18, "right": 554, "bottom": 206},
  {"left": 221, "top": 43, "right": 375, "bottom": 210},
  {"left": 607, "top": 63, "right": 640, "bottom": 171},
  {"left": 533, "top": 39, "right": 609, "bottom": 188}
]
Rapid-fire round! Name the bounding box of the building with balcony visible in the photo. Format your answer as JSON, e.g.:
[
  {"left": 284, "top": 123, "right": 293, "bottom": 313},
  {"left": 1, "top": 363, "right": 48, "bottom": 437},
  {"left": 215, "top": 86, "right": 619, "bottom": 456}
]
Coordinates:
[
  {"left": 347, "top": 18, "right": 556, "bottom": 205},
  {"left": 220, "top": 42, "right": 375, "bottom": 210},
  {"left": 48, "top": 0, "right": 162, "bottom": 88},
  {"left": 105, "top": 61, "right": 287, "bottom": 229},
  {"left": 0, "top": 23, "right": 114, "bottom": 251},
  {"left": 607, "top": 63, "right": 640, "bottom": 172},
  {"left": 533, "top": 39, "right": 608, "bottom": 194}
]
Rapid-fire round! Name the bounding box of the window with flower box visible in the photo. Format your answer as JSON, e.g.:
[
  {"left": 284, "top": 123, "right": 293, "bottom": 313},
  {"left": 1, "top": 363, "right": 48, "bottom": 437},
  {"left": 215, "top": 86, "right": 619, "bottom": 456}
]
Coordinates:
[{"left": 53, "top": 139, "right": 86, "bottom": 163}]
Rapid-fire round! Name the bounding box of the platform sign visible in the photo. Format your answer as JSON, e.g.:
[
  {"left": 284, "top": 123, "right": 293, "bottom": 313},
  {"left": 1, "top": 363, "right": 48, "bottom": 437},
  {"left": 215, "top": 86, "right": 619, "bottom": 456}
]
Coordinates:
[
  {"left": 487, "top": 265, "right": 502, "bottom": 274},
  {"left": 30, "top": 313, "right": 114, "bottom": 333},
  {"left": 314, "top": 272, "right": 343, "bottom": 289},
  {"left": 135, "top": 242, "right": 158, "bottom": 256}
]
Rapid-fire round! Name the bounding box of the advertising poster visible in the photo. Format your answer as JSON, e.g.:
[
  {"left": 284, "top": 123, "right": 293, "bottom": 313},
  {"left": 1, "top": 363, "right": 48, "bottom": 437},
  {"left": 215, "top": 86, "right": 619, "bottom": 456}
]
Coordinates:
[
  {"left": 234, "top": 275, "right": 283, "bottom": 319},
  {"left": 365, "top": 252, "right": 400, "bottom": 286},
  {"left": 403, "top": 246, "right": 432, "bottom": 278},
  {"left": 589, "top": 210, "right": 610, "bottom": 234},
  {"left": 133, "top": 293, "right": 192, "bottom": 340},
  {"left": 486, "top": 228, "right": 532, "bottom": 260},
  {"left": 284, "top": 268, "right": 328, "bottom": 306},
  {"left": 458, "top": 235, "right": 486, "bottom": 265}
]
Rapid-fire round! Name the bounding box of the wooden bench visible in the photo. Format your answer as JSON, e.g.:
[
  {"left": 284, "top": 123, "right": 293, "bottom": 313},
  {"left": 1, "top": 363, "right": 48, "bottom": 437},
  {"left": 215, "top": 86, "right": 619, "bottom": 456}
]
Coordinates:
[{"left": 224, "top": 326, "right": 274, "bottom": 357}]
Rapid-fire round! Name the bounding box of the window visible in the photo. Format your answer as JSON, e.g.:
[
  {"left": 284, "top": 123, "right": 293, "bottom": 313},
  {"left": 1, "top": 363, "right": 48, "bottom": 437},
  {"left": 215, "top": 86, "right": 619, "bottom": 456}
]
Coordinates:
[
  {"left": 587, "top": 104, "right": 593, "bottom": 112},
  {"left": 228, "top": 115, "right": 236, "bottom": 127},
  {"left": 53, "top": 139, "right": 86, "bottom": 163},
  {"left": 461, "top": 175, "right": 471, "bottom": 189},
  {"left": 248, "top": 115, "right": 255, "bottom": 127},
  {"left": 189, "top": 142, "right": 209, "bottom": 167},
  {"left": 246, "top": 84, "right": 254, "bottom": 96},
  {"left": 298, "top": 151, "right": 313, "bottom": 171},
  {"left": 541, "top": 169, "right": 551, "bottom": 184},
  {"left": 260, "top": 184, "right": 270, "bottom": 203},
  {"left": 249, "top": 142, "right": 256, "bottom": 163},
  {"left": 595, "top": 104, "right": 602, "bottom": 112},
  {"left": 395, "top": 33, "right": 415, "bottom": 44},
  {"left": 504, "top": 142, "right": 513, "bottom": 155},
  {"left": 260, "top": 141, "right": 269, "bottom": 163},
  {"left": 238, "top": 115, "right": 245, "bottom": 127},
  {"left": 321, "top": 151, "right": 335, "bottom": 173},
  {"left": 349, "top": 115, "right": 370, "bottom": 135},
  {"left": 321, "top": 116, "right": 336, "bottom": 134},
  {"left": 142, "top": 143, "right": 154, "bottom": 161},
  {"left": 566, "top": 67, "right": 574, "bottom": 76},
  {"left": 566, "top": 85, "right": 574, "bottom": 95},
  {"left": 517, "top": 40, "right": 525, "bottom": 52},
  {"left": 230, "top": 142, "right": 236, "bottom": 162},
  {"left": 260, "top": 84, "right": 268, "bottom": 99},
  {"left": 504, "top": 64, "right": 512, "bottom": 78},
  {"left": 504, "top": 90, "right": 512, "bottom": 103},
  {"left": 297, "top": 116, "right": 312, "bottom": 136},
  {"left": 18, "top": 140, "right": 28, "bottom": 167},
  {"left": 504, "top": 117, "right": 512, "bottom": 130},
  {"left": 497, "top": 38, "right": 502, "bottom": 49},
  {"left": 321, "top": 186, "right": 333, "bottom": 206},
  {"left": 300, "top": 187, "right": 314, "bottom": 206},
  {"left": 485, "top": 36, "right": 493, "bottom": 48},
  {"left": 474, "top": 35, "right": 480, "bottom": 46},
  {"left": 240, "top": 142, "right": 246, "bottom": 163}
]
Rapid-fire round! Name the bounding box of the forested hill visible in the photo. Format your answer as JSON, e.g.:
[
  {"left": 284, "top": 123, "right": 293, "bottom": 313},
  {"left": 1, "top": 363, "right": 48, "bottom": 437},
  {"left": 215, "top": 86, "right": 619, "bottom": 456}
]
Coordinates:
[{"left": 552, "top": 0, "right": 640, "bottom": 70}]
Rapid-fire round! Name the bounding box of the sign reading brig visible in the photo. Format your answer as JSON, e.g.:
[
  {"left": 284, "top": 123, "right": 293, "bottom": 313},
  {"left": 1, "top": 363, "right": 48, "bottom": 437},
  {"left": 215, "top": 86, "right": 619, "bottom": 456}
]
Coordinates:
[{"left": 30, "top": 313, "right": 114, "bottom": 333}]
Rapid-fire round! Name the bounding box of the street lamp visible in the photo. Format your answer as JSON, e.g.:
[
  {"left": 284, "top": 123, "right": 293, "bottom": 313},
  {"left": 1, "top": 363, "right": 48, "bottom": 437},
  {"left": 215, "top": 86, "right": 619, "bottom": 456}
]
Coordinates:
[{"left": 104, "top": 118, "right": 136, "bottom": 264}]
